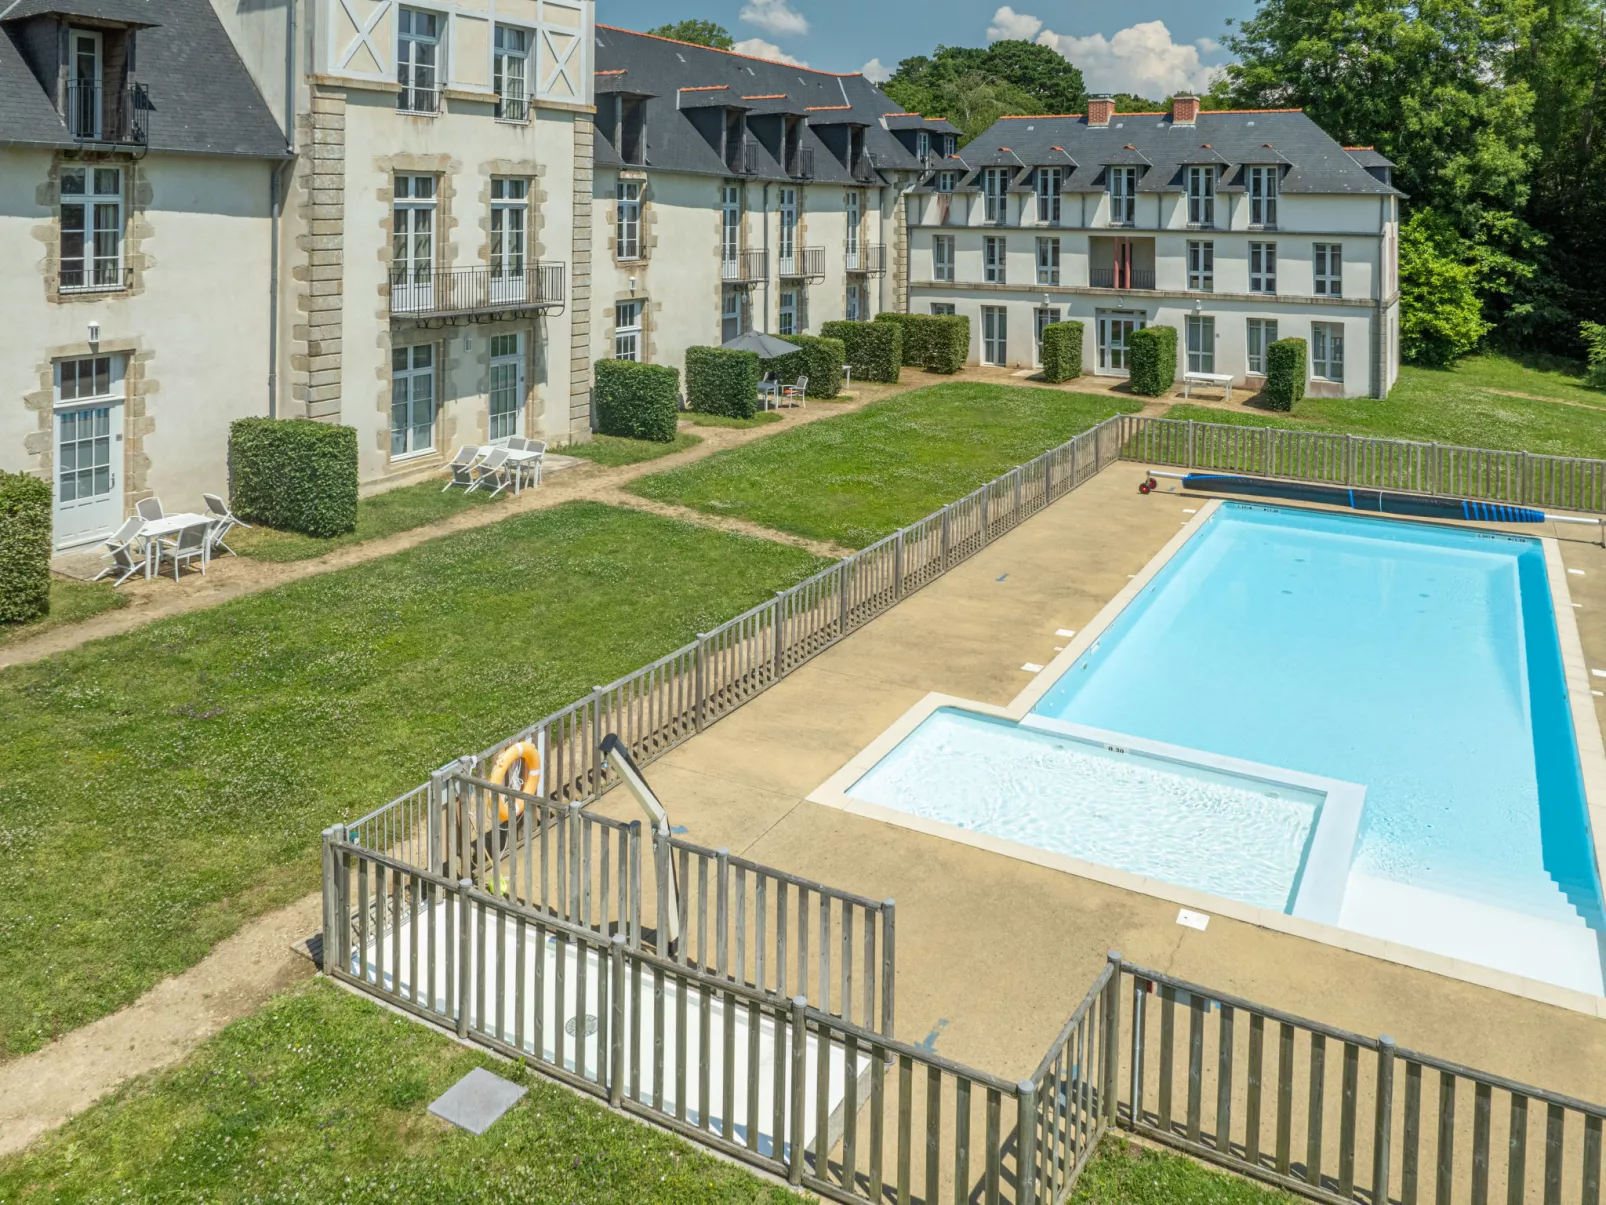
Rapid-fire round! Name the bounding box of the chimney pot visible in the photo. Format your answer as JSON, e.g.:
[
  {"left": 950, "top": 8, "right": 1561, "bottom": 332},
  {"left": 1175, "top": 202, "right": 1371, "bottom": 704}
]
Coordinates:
[
  {"left": 1087, "top": 94, "right": 1115, "bottom": 127},
  {"left": 1172, "top": 94, "right": 1200, "bottom": 126}
]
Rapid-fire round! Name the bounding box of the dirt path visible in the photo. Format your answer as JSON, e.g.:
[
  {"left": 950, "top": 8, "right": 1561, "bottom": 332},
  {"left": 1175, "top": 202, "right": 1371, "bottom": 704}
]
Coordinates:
[
  {"left": 4, "top": 380, "right": 922, "bottom": 672},
  {"left": 0, "top": 893, "right": 321, "bottom": 1157}
]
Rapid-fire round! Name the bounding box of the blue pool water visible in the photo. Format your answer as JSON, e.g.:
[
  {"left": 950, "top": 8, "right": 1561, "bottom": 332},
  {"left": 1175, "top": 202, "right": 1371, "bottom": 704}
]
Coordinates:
[{"left": 1033, "top": 503, "right": 1603, "bottom": 931}]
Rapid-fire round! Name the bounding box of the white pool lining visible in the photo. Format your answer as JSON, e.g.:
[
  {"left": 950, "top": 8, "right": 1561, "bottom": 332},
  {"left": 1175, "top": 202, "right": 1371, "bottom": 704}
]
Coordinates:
[{"left": 804, "top": 498, "right": 1606, "bottom": 1019}]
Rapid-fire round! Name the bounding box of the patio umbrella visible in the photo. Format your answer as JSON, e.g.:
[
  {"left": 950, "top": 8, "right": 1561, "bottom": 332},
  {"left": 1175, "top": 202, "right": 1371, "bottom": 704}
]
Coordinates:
[{"left": 719, "top": 330, "right": 798, "bottom": 358}]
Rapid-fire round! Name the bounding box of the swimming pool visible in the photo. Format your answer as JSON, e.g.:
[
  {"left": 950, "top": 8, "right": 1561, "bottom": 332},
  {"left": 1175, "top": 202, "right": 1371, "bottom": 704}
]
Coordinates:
[{"left": 837, "top": 502, "right": 1606, "bottom": 996}]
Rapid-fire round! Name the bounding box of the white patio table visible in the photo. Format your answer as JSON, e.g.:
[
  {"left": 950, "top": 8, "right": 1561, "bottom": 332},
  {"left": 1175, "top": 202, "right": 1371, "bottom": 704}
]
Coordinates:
[{"left": 135, "top": 512, "right": 212, "bottom": 580}]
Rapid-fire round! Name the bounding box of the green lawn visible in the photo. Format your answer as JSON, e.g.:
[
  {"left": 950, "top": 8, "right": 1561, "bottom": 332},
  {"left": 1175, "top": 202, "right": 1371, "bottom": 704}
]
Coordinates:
[
  {"left": 0, "top": 981, "right": 804, "bottom": 1205},
  {"left": 0, "top": 578, "right": 126, "bottom": 647},
  {"left": 0, "top": 502, "right": 824, "bottom": 1059},
  {"left": 1070, "top": 1138, "right": 1296, "bottom": 1205},
  {"left": 631, "top": 382, "right": 1143, "bottom": 548},
  {"left": 1165, "top": 357, "right": 1606, "bottom": 460},
  {"left": 234, "top": 478, "right": 508, "bottom": 563},
  {"left": 560, "top": 431, "right": 702, "bottom": 466},
  {"left": 686, "top": 410, "right": 785, "bottom": 429}
]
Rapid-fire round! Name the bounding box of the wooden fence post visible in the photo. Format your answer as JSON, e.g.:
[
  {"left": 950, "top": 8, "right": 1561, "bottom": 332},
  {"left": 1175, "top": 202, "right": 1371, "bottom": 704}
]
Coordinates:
[
  {"left": 589, "top": 688, "right": 605, "bottom": 799},
  {"left": 427, "top": 768, "right": 447, "bottom": 876},
  {"left": 1017, "top": 1079, "right": 1039, "bottom": 1205},
  {"left": 321, "top": 826, "right": 342, "bottom": 975},
  {"left": 838, "top": 558, "right": 851, "bottom": 635},
  {"left": 694, "top": 633, "right": 708, "bottom": 732},
  {"left": 772, "top": 594, "right": 786, "bottom": 679},
  {"left": 610, "top": 934, "right": 627, "bottom": 1107},
  {"left": 1373, "top": 1035, "right": 1396, "bottom": 1203},
  {"left": 1103, "top": 951, "right": 1122, "bottom": 1124},
  {"left": 1187, "top": 420, "right": 1196, "bottom": 470},
  {"left": 457, "top": 878, "right": 473, "bottom": 1038},
  {"left": 941, "top": 504, "right": 951, "bottom": 569},
  {"left": 881, "top": 899, "right": 896, "bottom": 1038},
  {"left": 789, "top": 996, "right": 808, "bottom": 1185},
  {"left": 893, "top": 530, "right": 904, "bottom": 600}
]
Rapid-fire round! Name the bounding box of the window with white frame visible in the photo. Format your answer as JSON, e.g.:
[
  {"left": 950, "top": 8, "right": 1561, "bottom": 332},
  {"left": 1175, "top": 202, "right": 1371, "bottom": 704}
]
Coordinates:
[
  {"left": 1108, "top": 166, "right": 1137, "bottom": 225},
  {"left": 1186, "top": 165, "right": 1216, "bottom": 226},
  {"left": 1186, "top": 315, "right": 1216, "bottom": 374},
  {"left": 1249, "top": 241, "right": 1277, "bottom": 293},
  {"left": 1036, "top": 167, "right": 1062, "bottom": 225},
  {"left": 617, "top": 181, "right": 641, "bottom": 260},
  {"left": 1246, "top": 318, "right": 1278, "bottom": 374},
  {"left": 936, "top": 170, "right": 956, "bottom": 193},
  {"left": 493, "top": 25, "right": 530, "bottom": 121},
  {"left": 722, "top": 289, "right": 745, "bottom": 340},
  {"left": 396, "top": 8, "right": 440, "bottom": 114},
  {"left": 1312, "top": 321, "right": 1345, "bottom": 381},
  {"left": 615, "top": 300, "right": 643, "bottom": 361},
  {"left": 721, "top": 185, "right": 741, "bottom": 275},
  {"left": 54, "top": 354, "right": 123, "bottom": 513},
  {"left": 1249, "top": 166, "right": 1279, "bottom": 227},
  {"left": 390, "top": 344, "right": 435, "bottom": 456},
  {"left": 933, "top": 234, "right": 955, "bottom": 282},
  {"left": 488, "top": 333, "right": 523, "bottom": 441},
  {"left": 943, "top": 134, "right": 957, "bottom": 157},
  {"left": 984, "top": 235, "right": 1006, "bottom": 284},
  {"left": 778, "top": 289, "right": 798, "bottom": 336},
  {"left": 916, "top": 131, "right": 931, "bottom": 160},
  {"left": 844, "top": 190, "right": 861, "bottom": 265},
  {"left": 845, "top": 281, "right": 864, "bottom": 322},
  {"left": 59, "top": 166, "right": 122, "bottom": 291},
  {"left": 778, "top": 187, "right": 797, "bottom": 273},
  {"left": 490, "top": 178, "right": 527, "bottom": 280},
  {"left": 930, "top": 302, "right": 956, "bottom": 315},
  {"left": 982, "top": 305, "right": 1007, "bottom": 365},
  {"left": 1314, "top": 243, "right": 1343, "bottom": 296},
  {"left": 1036, "top": 236, "right": 1060, "bottom": 286},
  {"left": 1187, "top": 240, "right": 1214, "bottom": 292},
  {"left": 983, "top": 167, "right": 1009, "bottom": 224}
]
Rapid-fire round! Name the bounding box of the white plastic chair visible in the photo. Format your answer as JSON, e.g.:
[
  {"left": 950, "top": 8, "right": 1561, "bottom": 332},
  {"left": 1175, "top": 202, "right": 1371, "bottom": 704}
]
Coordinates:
[
  {"left": 781, "top": 374, "right": 809, "bottom": 409},
  {"left": 136, "top": 497, "right": 164, "bottom": 522},
  {"left": 442, "top": 445, "right": 483, "bottom": 491},
  {"left": 468, "top": 447, "right": 513, "bottom": 497},
  {"left": 513, "top": 438, "right": 545, "bottom": 488},
  {"left": 158, "top": 521, "right": 208, "bottom": 580},
  {"left": 94, "top": 516, "right": 146, "bottom": 587},
  {"left": 202, "top": 493, "right": 249, "bottom": 557}
]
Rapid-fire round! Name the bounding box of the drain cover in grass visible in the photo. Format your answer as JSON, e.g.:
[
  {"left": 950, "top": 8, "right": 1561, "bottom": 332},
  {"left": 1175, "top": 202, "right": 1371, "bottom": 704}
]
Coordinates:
[{"left": 428, "top": 1067, "right": 528, "bottom": 1135}]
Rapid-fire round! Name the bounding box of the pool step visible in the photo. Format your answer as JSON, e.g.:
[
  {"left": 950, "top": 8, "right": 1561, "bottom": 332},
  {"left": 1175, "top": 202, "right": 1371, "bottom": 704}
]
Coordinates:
[{"left": 1339, "top": 872, "right": 1605, "bottom": 997}]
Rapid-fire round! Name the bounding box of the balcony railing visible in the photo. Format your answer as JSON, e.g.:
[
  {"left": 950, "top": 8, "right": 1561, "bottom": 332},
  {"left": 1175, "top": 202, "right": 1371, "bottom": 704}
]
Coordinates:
[
  {"left": 390, "top": 263, "right": 566, "bottom": 320},
  {"left": 495, "top": 90, "right": 530, "bottom": 124},
  {"left": 777, "top": 246, "right": 825, "bottom": 282},
  {"left": 850, "top": 152, "right": 877, "bottom": 183},
  {"left": 65, "top": 82, "right": 149, "bottom": 145},
  {"left": 726, "top": 137, "right": 758, "bottom": 175},
  {"left": 787, "top": 145, "right": 814, "bottom": 180},
  {"left": 844, "top": 242, "right": 885, "bottom": 277},
  {"left": 397, "top": 76, "right": 440, "bottom": 115},
  {"left": 720, "top": 248, "right": 768, "bottom": 284},
  {"left": 1089, "top": 267, "right": 1156, "bottom": 290}
]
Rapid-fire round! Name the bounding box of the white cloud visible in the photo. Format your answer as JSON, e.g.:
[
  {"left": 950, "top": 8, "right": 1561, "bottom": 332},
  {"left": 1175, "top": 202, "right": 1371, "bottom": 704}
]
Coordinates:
[
  {"left": 860, "top": 56, "right": 891, "bottom": 83},
  {"left": 731, "top": 37, "right": 809, "bottom": 67},
  {"left": 986, "top": 7, "right": 1227, "bottom": 98},
  {"left": 739, "top": 0, "right": 809, "bottom": 37},
  {"left": 987, "top": 5, "right": 1044, "bottom": 42}
]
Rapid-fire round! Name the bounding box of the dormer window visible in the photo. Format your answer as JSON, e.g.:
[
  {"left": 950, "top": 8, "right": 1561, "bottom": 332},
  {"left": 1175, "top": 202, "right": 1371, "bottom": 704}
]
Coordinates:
[
  {"left": 1108, "top": 166, "right": 1137, "bottom": 225},
  {"left": 58, "top": 25, "right": 146, "bottom": 144},
  {"left": 936, "top": 170, "right": 956, "bottom": 193},
  {"left": 397, "top": 8, "right": 440, "bottom": 115},
  {"left": 67, "top": 29, "right": 103, "bottom": 138},
  {"left": 493, "top": 25, "right": 529, "bottom": 122},
  {"left": 1249, "top": 166, "right": 1279, "bottom": 227},
  {"left": 982, "top": 167, "right": 1009, "bottom": 224},
  {"left": 943, "top": 134, "right": 957, "bottom": 157},
  {"left": 1036, "top": 167, "right": 1062, "bottom": 225},
  {"left": 916, "top": 131, "right": 931, "bottom": 160},
  {"left": 1186, "top": 165, "right": 1215, "bottom": 227}
]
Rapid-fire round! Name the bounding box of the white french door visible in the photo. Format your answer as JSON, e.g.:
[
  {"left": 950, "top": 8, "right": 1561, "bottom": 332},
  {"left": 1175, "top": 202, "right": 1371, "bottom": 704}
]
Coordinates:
[
  {"left": 53, "top": 353, "right": 124, "bottom": 548},
  {"left": 488, "top": 333, "right": 524, "bottom": 442},
  {"left": 1097, "top": 313, "right": 1144, "bottom": 374},
  {"left": 982, "top": 306, "right": 1008, "bottom": 365}
]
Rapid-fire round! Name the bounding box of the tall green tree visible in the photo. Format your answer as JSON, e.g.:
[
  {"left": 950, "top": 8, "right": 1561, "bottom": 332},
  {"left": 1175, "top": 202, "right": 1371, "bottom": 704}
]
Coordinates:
[
  {"left": 884, "top": 42, "right": 1087, "bottom": 141},
  {"left": 1399, "top": 211, "right": 1491, "bottom": 365},
  {"left": 647, "top": 19, "right": 734, "bottom": 49}
]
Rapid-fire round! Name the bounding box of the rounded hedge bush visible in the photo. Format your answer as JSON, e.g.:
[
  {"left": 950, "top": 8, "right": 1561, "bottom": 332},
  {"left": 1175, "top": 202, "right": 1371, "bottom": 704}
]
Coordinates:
[
  {"left": 1264, "top": 338, "right": 1308, "bottom": 411},
  {"left": 229, "top": 418, "right": 358, "bottom": 538},
  {"left": 820, "top": 321, "right": 901, "bottom": 384},
  {"left": 686, "top": 346, "right": 761, "bottom": 419},
  {"left": 1039, "top": 321, "right": 1084, "bottom": 383},
  {"left": 1128, "top": 325, "right": 1178, "bottom": 397},
  {"left": 595, "top": 358, "right": 681, "bottom": 441}
]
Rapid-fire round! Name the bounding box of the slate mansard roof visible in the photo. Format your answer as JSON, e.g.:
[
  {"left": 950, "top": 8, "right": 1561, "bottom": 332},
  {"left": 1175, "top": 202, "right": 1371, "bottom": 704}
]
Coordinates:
[
  {"left": 0, "top": 0, "right": 287, "bottom": 159},
  {"left": 946, "top": 109, "right": 1402, "bottom": 198},
  {"left": 592, "top": 25, "right": 952, "bottom": 184}
]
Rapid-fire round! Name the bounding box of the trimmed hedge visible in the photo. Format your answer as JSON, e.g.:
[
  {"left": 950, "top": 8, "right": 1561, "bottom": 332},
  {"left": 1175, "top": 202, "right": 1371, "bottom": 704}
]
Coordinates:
[
  {"left": 1128, "top": 325, "right": 1178, "bottom": 397},
  {"left": 228, "top": 418, "right": 358, "bottom": 538},
  {"left": 0, "top": 470, "right": 51, "bottom": 624},
  {"left": 1264, "top": 338, "right": 1308, "bottom": 411},
  {"left": 686, "top": 346, "right": 761, "bottom": 419},
  {"left": 820, "top": 320, "right": 902, "bottom": 384},
  {"left": 1582, "top": 321, "right": 1606, "bottom": 390},
  {"left": 595, "top": 358, "right": 680, "bottom": 441},
  {"left": 873, "top": 312, "right": 969, "bottom": 374},
  {"left": 1040, "top": 321, "right": 1084, "bottom": 384},
  {"left": 760, "top": 334, "right": 845, "bottom": 400}
]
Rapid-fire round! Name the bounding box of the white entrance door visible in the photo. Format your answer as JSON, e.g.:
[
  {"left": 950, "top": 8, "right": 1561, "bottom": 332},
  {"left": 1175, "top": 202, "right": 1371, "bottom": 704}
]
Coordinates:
[
  {"left": 1097, "top": 313, "right": 1144, "bottom": 374},
  {"left": 982, "top": 306, "right": 1008, "bottom": 365},
  {"left": 53, "top": 353, "right": 124, "bottom": 549},
  {"left": 488, "top": 333, "right": 524, "bottom": 443}
]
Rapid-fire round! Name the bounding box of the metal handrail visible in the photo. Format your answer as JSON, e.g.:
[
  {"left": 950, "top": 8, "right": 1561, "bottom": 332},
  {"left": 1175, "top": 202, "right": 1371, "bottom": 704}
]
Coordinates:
[
  {"left": 777, "top": 246, "right": 825, "bottom": 281},
  {"left": 389, "top": 262, "right": 566, "bottom": 318},
  {"left": 64, "top": 81, "right": 149, "bottom": 144},
  {"left": 1089, "top": 267, "right": 1156, "bottom": 289}
]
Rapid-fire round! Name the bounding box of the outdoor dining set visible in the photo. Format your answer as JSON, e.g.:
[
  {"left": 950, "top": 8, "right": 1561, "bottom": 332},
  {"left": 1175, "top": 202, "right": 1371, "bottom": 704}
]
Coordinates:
[
  {"left": 93, "top": 493, "right": 249, "bottom": 587},
  {"left": 441, "top": 436, "right": 546, "bottom": 497}
]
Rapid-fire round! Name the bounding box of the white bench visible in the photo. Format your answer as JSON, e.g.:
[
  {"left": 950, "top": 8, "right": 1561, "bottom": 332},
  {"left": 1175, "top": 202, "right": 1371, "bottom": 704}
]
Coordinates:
[{"left": 1183, "top": 371, "right": 1235, "bottom": 403}]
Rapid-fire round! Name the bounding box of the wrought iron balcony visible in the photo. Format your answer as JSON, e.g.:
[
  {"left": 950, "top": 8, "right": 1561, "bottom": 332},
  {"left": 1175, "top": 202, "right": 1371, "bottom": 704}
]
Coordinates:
[
  {"left": 389, "top": 263, "right": 566, "bottom": 321},
  {"left": 1089, "top": 268, "right": 1156, "bottom": 290},
  {"left": 850, "top": 152, "right": 877, "bottom": 183},
  {"left": 65, "top": 81, "right": 149, "bottom": 145},
  {"left": 495, "top": 90, "right": 530, "bottom": 124},
  {"left": 727, "top": 137, "right": 758, "bottom": 175},
  {"left": 844, "top": 243, "right": 885, "bottom": 277},
  {"left": 721, "top": 248, "right": 768, "bottom": 284},
  {"left": 787, "top": 145, "right": 814, "bottom": 180},
  {"left": 777, "top": 246, "right": 825, "bottom": 282},
  {"left": 397, "top": 76, "right": 440, "bottom": 115}
]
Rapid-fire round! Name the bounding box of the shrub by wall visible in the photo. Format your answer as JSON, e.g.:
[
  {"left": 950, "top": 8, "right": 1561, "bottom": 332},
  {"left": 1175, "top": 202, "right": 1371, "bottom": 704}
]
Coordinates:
[
  {"left": 1039, "top": 321, "right": 1085, "bottom": 384},
  {"left": 1583, "top": 321, "right": 1606, "bottom": 390},
  {"left": 820, "top": 320, "right": 901, "bottom": 384},
  {"left": 1128, "top": 325, "right": 1178, "bottom": 397},
  {"left": 685, "top": 346, "right": 760, "bottom": 419},
  {"left": 760, "top": 334, "right": 845, "bottom": 399},
  {"left": 1263, "top": 338, "right": 1308, "bottom": 411},
  {"left": 0, "top": 470, "right": 50, "bottom": 624},
  {"left": 229, "top": 418, "right": 358, "bottom": 538},
  {"left": 595, "top": 359, "right": 680, "bottom": 441},
  {"left": 874, "top": 312, "right": 968, "bottom": 374}
]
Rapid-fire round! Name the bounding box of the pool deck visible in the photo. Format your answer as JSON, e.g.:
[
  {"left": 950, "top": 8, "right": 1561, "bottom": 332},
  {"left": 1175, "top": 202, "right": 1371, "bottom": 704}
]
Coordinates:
[{"left": 592, "top": 463, "right": 1606, "bottom": 1100}]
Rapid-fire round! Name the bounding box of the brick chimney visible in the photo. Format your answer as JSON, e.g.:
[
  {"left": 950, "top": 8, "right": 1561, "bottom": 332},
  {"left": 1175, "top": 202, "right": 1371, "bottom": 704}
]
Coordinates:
[
  {"left": 1172, "top": 94, "right": 1200, "bottom": 126},
  {"left": 1087, "top": 94, "right": 1115, "bottom": 127}
]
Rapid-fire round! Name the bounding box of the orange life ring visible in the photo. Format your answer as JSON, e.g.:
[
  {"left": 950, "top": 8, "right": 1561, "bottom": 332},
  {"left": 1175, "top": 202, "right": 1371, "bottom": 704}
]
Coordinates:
[{"left": 488, "top": 739, "right": 542, "bottom": 823}]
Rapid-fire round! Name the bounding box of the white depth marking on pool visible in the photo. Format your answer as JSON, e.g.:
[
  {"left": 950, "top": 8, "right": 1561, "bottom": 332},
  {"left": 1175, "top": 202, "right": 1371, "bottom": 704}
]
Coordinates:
[
  {"left": 1177, "top": 909, "right": 1210, "bottom": 931},
  {"left": 1021, "top": 662, "right": 1045, "bottom": 673},
  {"left": 1592, "top": 669, "right": 1606, "bottom": 679},
  {"left": 359, "top": 906, "right": 869, "bottom": 1158},
  {"left": 1570, "top": 568, "right": 1587, "bottom": 575},
  {"left": 1055, "top": 628, "right": 1076, "bottom": 637}
]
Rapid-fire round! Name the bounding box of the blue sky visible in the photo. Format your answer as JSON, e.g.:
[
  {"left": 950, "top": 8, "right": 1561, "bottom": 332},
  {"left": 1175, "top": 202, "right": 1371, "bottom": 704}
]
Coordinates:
[{"left": 595, "top": 0, "right": 1257, "bottom": 98}]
